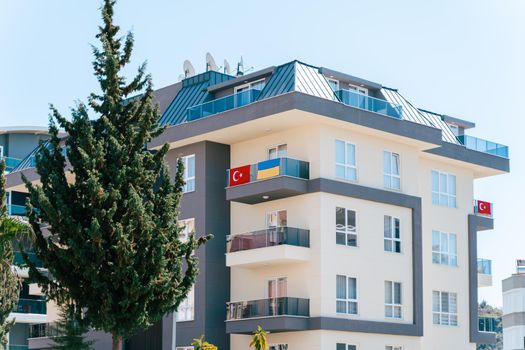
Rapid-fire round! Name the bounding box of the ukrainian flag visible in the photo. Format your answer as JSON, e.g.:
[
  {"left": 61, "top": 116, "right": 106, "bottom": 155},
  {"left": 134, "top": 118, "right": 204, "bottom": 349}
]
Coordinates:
[{"left": 257, "top": 158, "right": 281, "bottom": 180}]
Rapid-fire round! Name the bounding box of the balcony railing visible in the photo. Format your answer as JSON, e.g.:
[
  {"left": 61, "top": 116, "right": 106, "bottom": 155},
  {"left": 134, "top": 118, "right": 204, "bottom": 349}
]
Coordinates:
[
  {"left": 473, "top": 199, "right": 493, "bottom": 218},
  {"left": 1, "top": 156, "right": 22, "bottom": 172},
  {"left": 227, "top": 158, "right": 309, "bottom": 187},
  {"left": 226, "top": 297, "right": 309, "bottom": 321},
  {"left": 8, "top": 204, "right": 27, "bottom": 216},
  {"left": 479, "top": 316, "right": 500, "bottom": 333},
  {"left": 457, "top": 135, "right": 508, "bottom": 158},
  {"left": 13, "top": 251, "right": 44, "bottom": 268},
  {"left": 13, "top": 298, "right": 47, "bottom": 315},
  {"left": 478, "top": 259, "right": 492, "bottom": 275},
  {"left": 8, "top": 345, "right": 28, "bottom": 350},
  {"left": 227, "top": 227, "right": 310, "bottom": 253},
  {"left": 335, "top": 89, "right": 403, "bottom": 119},
  {"left": 29, "top": 323, "right": 60, "bottom": 339},
  {"left": 187, "top": 88, "right": 262, "bottom": 121}
]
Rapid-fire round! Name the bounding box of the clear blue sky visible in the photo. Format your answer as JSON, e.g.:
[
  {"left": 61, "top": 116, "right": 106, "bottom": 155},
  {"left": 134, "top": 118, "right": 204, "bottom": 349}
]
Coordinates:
[{"left": 1, "top": 0, "right": 523, "bottom": 306}]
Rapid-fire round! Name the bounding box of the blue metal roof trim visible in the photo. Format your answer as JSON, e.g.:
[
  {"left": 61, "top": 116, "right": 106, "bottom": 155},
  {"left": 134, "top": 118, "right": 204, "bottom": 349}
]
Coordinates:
[
  {"left": 158, "top": 71, "right": 234, "bottom": 126},
  {"left": 256, "top": 61, "right": 296, "bottom": 100},
  {"left": 294, "top": 62, "right": 336, "bottom": 101},
  {"left": 11, "top": 141, "right": 50, "bottom": 173}
]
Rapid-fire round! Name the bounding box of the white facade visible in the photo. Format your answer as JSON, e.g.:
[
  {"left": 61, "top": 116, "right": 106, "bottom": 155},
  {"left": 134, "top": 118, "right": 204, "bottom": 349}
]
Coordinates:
[{"left": 503, "top": 276, "right": 525, "bottom": 349}]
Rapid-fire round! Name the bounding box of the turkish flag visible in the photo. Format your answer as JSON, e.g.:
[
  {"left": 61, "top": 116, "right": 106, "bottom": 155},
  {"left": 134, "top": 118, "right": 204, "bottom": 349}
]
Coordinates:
[
  {"left": 229, "top": 165, "right": 251, "bottom": 187},
  {"left": 477, "top": 200, "right": 492, "bottom": 216}
]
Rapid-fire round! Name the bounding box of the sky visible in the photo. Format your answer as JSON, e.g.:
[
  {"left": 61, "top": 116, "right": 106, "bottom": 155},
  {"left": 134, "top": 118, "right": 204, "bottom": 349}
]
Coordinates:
[{"left": 1, "top": 0, "right": 524, "bottom": 307}]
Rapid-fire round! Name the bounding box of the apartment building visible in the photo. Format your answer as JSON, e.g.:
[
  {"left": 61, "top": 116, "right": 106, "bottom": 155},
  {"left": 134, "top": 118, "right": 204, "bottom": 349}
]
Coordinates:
[
  {"left": 1, "top": 126, "right": 58, "bottom": 350},
  {"left": 6, "top": 60, "right": 509, "bottom": 350},
  {"left": 502, "top": 262, "right": 525, "bottom": 350}
]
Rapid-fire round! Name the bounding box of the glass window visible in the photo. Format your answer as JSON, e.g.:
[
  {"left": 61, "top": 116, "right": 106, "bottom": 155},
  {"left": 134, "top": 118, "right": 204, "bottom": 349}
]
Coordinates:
[
  {"left": 336, "top": 140, "right": 357, "bottom": 181},
  {"left": 179, "top": 218, "right": 195, "bottom": 242},
  {"left": 385, "top": 347, "right": 402, "bottom": 350},
  {"left": 267, "top": 210, "right": 287, "bottom": 228},
  {"left": 431, "top": 170, "right": 456, "bottom": 208},
  {"left": 336, "top": 207, "right": 357, "bottom": 247},
  {"left": 337, "top": 344, "right": 357, "bottom": 350},
  {"left": 433, "top": 291, "right": 458, "bottom": 326},
  {"left": 385, "top": 281, "right": 402, "bottom": 319},
  {"left": 432, "top": 231, "right": 457, "bottom": 266},
  {"left": 182, "top": 155, "right": 195, "bottom": 193},
  {"left": 268, "top": 144, "right": 287, "bottom": 159},
  {"left": 383, "top": 151, "right": 400, "bottom": 190},
  {"left": 269, "top": 345, "right": 288, "bottom": 350},
  {"left": 268, "top": 277, "right": 287, "bottom": 298},
  {"left": 176, "top": 287, "right": 194, "bottom": 322},
  {"left": 327, "top": 78, "right": 339, "bottom": 91},
  {"left": 384, "top": 216, "right": 401, "bottom": 253},
  {"left": 336, "top": 275, "right": 358, "bottom": 315}
]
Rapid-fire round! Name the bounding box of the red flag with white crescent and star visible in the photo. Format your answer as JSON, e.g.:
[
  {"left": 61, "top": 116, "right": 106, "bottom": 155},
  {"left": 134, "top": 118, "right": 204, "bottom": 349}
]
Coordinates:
[
  {"left": 229, "top": 165, "right": 251, "bottom": 187},
  {"left": 477, "top": 200, "right": 492, "bottom": 216}
]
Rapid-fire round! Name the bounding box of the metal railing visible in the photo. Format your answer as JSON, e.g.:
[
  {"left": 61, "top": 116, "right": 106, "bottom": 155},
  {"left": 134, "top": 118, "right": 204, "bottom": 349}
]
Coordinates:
[
  {"left": 187, "top": 88, "right": 262, "bottom": 121},
  {"left": 29, "top": 323, "right": 60, "bottom": 339},
  {"left": 335, "top": 89, "right": 403, "bottom": 119},
  {"left": 12, "top": 298, "right": 47, "bottom": 315},
  {"left": 226, "top": 297, "right": 309, "bottom": 320},
  {"left": 8, "top": 345, "right": 29, "bottom": 350},
  {"left": 226, "top": 157, "right": 309, "bottom": 187},
  {"left": 477, "top": 259, "right": 492, "bottom": 275},
  {"left": 457, "top": 135, "right": 508, "bottom": 158},
  {"left": 227, "top": 227, "right": 310, "bottom": 253}
]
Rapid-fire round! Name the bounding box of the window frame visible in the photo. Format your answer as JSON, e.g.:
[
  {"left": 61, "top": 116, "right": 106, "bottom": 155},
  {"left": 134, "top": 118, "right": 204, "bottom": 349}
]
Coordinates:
[
  {"left": 336, "top": 207, "right": 357, "bottom": 247},
  {"left": 327, "top": 78, "right": 340, "bottom": 91},
  {"left": 176, "top": 287, "right": 195, "bottom": 322},
  {"left": 432, "top": 291, "right": 458, "bottom": 326},
  {"left": 431, "top": 170, "right": 457, "bottom": 208},
  {"left": 233, "top": 78, "right": 266, "bottom": 94},
  {"left": 267, "top": 144, "right": 288, "bottom": 160},
  {"left": 384, "top": 281, "right": 403, "bottom": 319},
  {"left": 267, "top": 277, "right": 288, "bottom": 298},
  {"left": 335, "top": 139, "right": 357, "bottom": 182},
  {"left": 385, "top": 346, "right": 403, "bottom": 350},
  {"left": 384, "top": 215, "right": 401, "bottom": 253},
  {"left": 336, "top": 344, "right": 357, "bottom": 350},
  {"left": 336, "top": 275, "right": 358, "bottom": 315},
  {"left": 182, "top": 154, "right": 196, "bottom": 193},
  {"left": 269, "top": 344, "right": 288, "bottom": 350},
  {"left": 383, "top": 151, "right": 401, "bottom": 190},
  {"left": 432, "top": 230, "right": 458, "bottom": 267},
  {"left": 348, "top": 83, "right": 368, "bottom": 95}
]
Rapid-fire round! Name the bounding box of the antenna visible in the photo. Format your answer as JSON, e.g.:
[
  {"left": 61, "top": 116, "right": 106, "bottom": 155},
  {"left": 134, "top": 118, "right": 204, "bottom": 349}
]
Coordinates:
[
  {"left": 223, "top": 59, "right": 231, "bottom": 75},
  {"left": 236, "top": 56, "right": 244, "bottom": 76},
  {"left": 183, "top": 60, "right": 195, "bottom": 78},
  {"left": 206, "top": 52, "right": 218, "bottom": 72}
]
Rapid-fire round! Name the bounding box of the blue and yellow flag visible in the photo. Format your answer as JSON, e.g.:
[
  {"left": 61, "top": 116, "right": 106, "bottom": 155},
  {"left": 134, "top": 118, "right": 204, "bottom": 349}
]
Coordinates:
[{"left": 257, "top": 158, "right": 280, "bottom": 180}]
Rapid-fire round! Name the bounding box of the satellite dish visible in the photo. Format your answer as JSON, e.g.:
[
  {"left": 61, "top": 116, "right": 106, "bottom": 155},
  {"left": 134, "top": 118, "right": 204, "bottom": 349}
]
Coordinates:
[
  {"left": 236, "top": 56, "right": 244, "bottom": 76},
  {"left": 183, "top": 60, "right": 195, "bottom": 78},
  {"left": 206, "top": 52, "right": 218, "bottom": 72},
  {"left": 223, "top": 59, "right": 231, "bottom": 75}
]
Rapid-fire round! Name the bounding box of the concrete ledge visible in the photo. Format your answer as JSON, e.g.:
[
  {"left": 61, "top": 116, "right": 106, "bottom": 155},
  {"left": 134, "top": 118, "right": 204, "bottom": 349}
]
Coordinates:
[
  {"left": 226, "top": 176, "right": 308, "bottom": 204},
  {"left": 226, "top": 316, "right": 310, "bottom": 334},
  {"left": 226, "top": 245, "right": 310, "bottom": 267}
]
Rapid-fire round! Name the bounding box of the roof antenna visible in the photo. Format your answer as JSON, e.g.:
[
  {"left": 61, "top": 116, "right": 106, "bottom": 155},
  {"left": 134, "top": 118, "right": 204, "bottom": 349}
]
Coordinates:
[
  {"left": 206, "top": 52, "right": 218, "bottom": 72},
  {"left": 183, "top": 60, "right": 195, "bottom": 78},
  {"left": 223, "top": 59, "right": 231, "bottom": 75},
  {"left": 236, "top": 56, "right": 244, "bottom": 76}
]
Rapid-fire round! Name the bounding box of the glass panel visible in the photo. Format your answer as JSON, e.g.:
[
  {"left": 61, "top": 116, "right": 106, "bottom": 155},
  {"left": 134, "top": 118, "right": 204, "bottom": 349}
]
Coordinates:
[
  {"left": 449, "top": 234, "right": 457, "bottom": 256},
  {"left": 384, "top": 240, "right": 392, "bottom": 252},
  {"left": 346, "top": 144, "right": 355, "bottom": 166},
  {"left": 394, "top": 283, "right": 401, "bottom": 304},
  {"left": 336, "top": 165, "right": 345, "bottom": 178},
  {"left": 347, "top": 210, "right": 356, "bottom": 232},
  {"left": 336, "top": 232, "right": 346, "bottom": 245},
  {"left": 384, "top": 151, "right": 391, "bottom": 173},
  {"left": 432, "top": 171, "right": 439, "bottom": 192},
  {"left": 348, "top": 278, "right": 357, "bottom": 299},
  {"left": 439, "top": 174, "right": 447, "bottom": 193},
  {"left": 336, "top": 140, "right": 345, "bottom": 164},
  {"left": 336, "top": 275, "right": 346, "bottom": 299},
  {"left": 394, "top": 219, "right": 400, "bottom": 239},
  {"left": 385, "top": 281, "right": 392, "bottom": 303},
  {"left": 336, "top": 344, "right": 346, "bottom": 350},
  {"left": 432, "top": 231, "right": 440, "bottom": 253},
  {"left": 449, "top": 293, "right": 457, "bottom": 313},
  {"left": 432, "top": 291, "right": 440, "bottom": 312},
  {"left": 336, "top": 301, "right": 346, "bottom": 314},
  {"left": 384, "top": 216, "right": 392, "bottom": 238},
  {"left": 395, "top": 241, "right": 401, "bottom": 253},
  {"left": 392, "top": 177, "right": 400, "bottom": 190},
  {"left": 187, "top": 156, "right": 195, "bottom": 177},
  {"left": 336, "top": 207, "right": 345, "bottom": 231},
  {"left": 384, "top": 175, "right": 391, "bottom": 188},
  {"left": 347, "top": 234, "right": 357, "bottom": 247},
  {"left": 394, "top": 306, "right": 402, "bottom": 318},
  {"left": 441, "top": 292, "right": 449, "bottom": 312},
  {"left": 448, "top": 175, "right": 456, "bottom": 195},
  {"left": 346, "top": 167, "right": 357, "bottom": 181},
  {"left": 392, "top": 154, "right": 400, "bottom": 175},
  {"left": 348, "top": 301, "right": 358, "bottom": 314},
  {"left": 268, "top": 148, "right": 277, "bottom": 159},
  {"left": 278, "top": 144, "right": 288, "bottom": 157}
]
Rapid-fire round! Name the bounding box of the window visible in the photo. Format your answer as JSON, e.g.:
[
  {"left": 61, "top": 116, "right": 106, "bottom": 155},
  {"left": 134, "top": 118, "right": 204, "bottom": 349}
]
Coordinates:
[
  {"left": 336, "top": 275, "right": 358, "bottom": 315},
  {"left": 179, "top": 218, "right": 195, "bottom": 243},
  {"left": 385, "top": 281, "right": 402, "bottom": 319},
  {"left": 269, "top": 344, "right": 288, "bottom": 350},
  {"left": 268, "top": 144, "right": 287, "bottom": 159},
  {"left": 234, "top": 79, "right": 266, "bottom": 93},
  {"left": 383, "top": 151, "right": 400, "bottom": 190},
  {"left": 432, "top": 231, "right": 457, "bottom": 266},
  {"left": 336, "top": 140, "right": 357, "bottom": 181},
  {"left": 182, "top": 155, "right": 195, "bottom": 193},
  {"left": 384, "top": 216, "right": 401, "bottom": 253},
  {"left": 336, "top": 207, "right": 357, "bottom": 247},
  {"left": 337, "top": 344, "right": 357, "bottom": 350},
  {"left": 431, "top": 170, "right": 456, "bottom": 207},
  {"left": 176, "top": 347, "right": 194, "bottom": 350},
  {"left": 327, "top": 78, "right": 339, "bottom": 91},
  {"left": 268, "top": 277, "right": 287, "bottom": 298},
  {"left": 348, "top": 84, "right": 368, "bottom": 95},
  {"left": 267, "top": 210, "right": 287, "bottom": 228},
  {"left": 433, "top": 291, "right": 458, "bottom": 326},
  {"left": 176, "top": 287, "right": 194, "bottom": 322},
  {"left": 385, "top": 347, "right": 402, "bottom": 350}
]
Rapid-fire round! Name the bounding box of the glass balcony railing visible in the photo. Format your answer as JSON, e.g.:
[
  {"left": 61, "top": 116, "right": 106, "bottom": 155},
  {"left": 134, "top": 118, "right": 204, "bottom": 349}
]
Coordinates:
[
  {"left": 13, "top": 298, "right": 47, "bottom": 315},
  {"left": 8, "top": 345, "right": 29, "bottom": 350},
  {"left": 478, "top": 258, "right": 492, "bottom": 275},
  {"left": 227, "top": 157, "right": 309, "bottom": 187},
  {"left": 479, "top": 316, "right": 500, "bottom": 333},
  {"left": 227, "top": 227, "right": 310, "bottom": 253},
  {"left": 13, "top": 251, "right": 44, "bottom": 268},
  {"left": 474, "top": 199, "right": 493, "bottom": 218},
  {"left": 457, "top": 135, "right": 509, "bottom": 158},
  {"left": 335, "top": 89, "right": 403, "bottom": 119},
  {"left": 1, "top": 156, "right": 23, "bottom": 172},
  {"left": 187, "top": 88, "right": 262, "bottom": 121},
  {"left": 8, "top": 204, "right": 27, "bottom": 216},
  {"left": 29, "top": 323, "right": 60, "bottom": 339},
  {"left": 226, "top": 297, "right": 309, "bottom": 320}
]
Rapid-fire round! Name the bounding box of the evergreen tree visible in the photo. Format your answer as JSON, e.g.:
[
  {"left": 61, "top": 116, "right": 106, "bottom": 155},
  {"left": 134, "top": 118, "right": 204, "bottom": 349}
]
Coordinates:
[
  {"left": 0, "top": 161, "right": 32, "bottom": 349},
  {"left": 52, "top": 303, "right": 93, "bottom": 350},
  {"left": 23, "top": 1, "right": 209, "bottom": 349}
]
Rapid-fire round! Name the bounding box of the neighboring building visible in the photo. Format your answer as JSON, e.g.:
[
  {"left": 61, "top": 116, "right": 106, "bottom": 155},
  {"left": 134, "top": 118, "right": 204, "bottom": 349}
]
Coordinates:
[
  {"left": 6, "top": 60, "right": 509, "bottom": 350},
  {"left": 0, "top": 126, "right": 59, "bottom": 350},
  {"left": 502, "top": 262, "right": 525, "bottom": 350}
]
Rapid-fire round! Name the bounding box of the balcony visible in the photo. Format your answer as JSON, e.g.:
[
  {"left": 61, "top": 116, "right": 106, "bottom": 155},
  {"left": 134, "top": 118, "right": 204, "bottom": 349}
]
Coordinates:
[
  {"left": 226, "top": 227, "right": 310, "bottom": 267},
  {"left": 13, "top": 251, "right": 44, "bottom": 268},
  {"left": 187, "top": 88, "right": 262, "bottom": 121},
  {"left": 1, "top": 156, "right": 22, "bottom": 173},
  {"left": 8, "top": 346, "right": 28, "bottom": 350},
  {"left": 457, "top": 135, "right": 508, "bottom": 158},
  {"left": 7, "top": 204, "right": 27, "bottom": 216},
  {"left": 474, "top": 199, "right": 493, "bottom": 218},
  {"left": 479, "top": 316, "right": 500, "bottom": 333},
  {"left": 226, "top": 158, "right": 310, "bottom": 204},
  {"left": 335, "top": 89, "right": 403, "bottom": 119},
  {"left": 13, "top": 298, "right": 47, "bottom": 315},
  {"left": 478, "top": 258, "right": 493, "bottom": 287}
]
